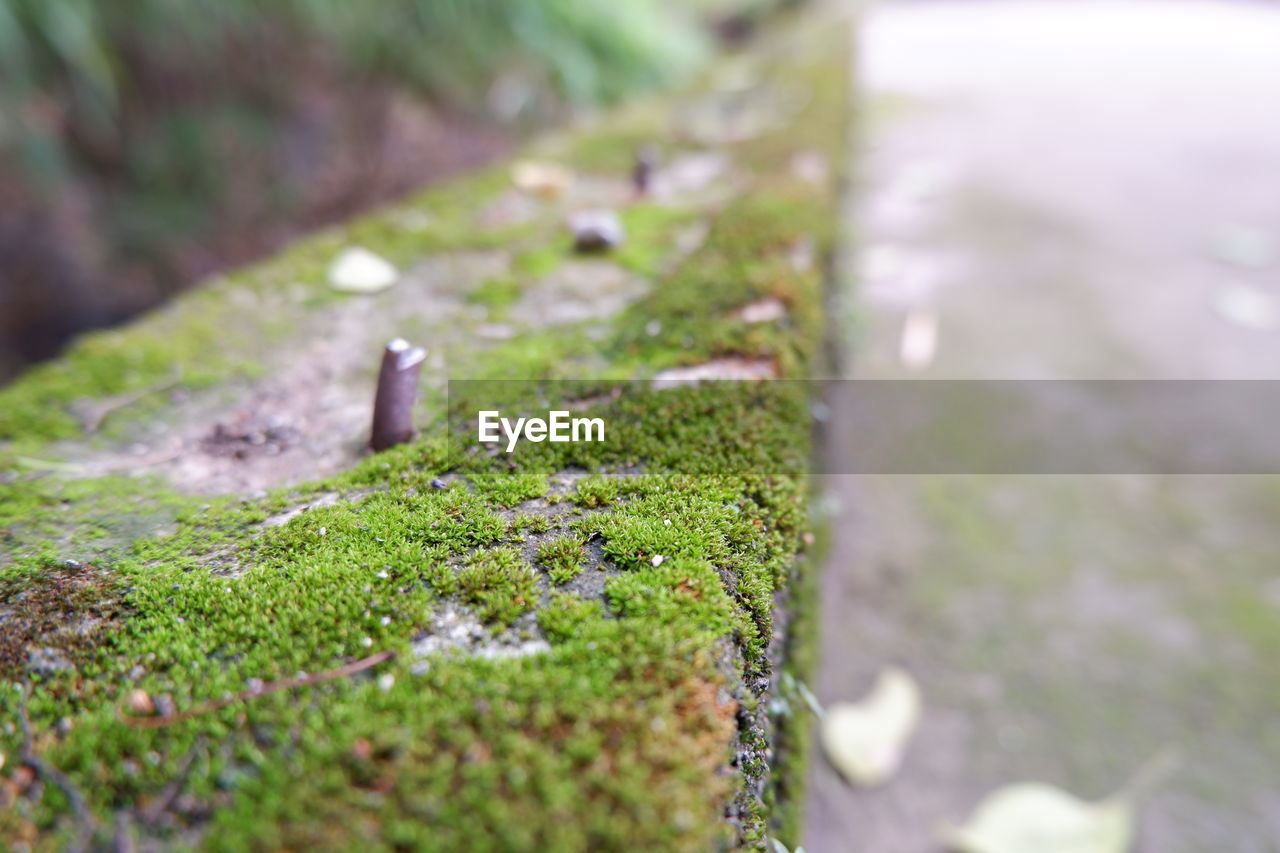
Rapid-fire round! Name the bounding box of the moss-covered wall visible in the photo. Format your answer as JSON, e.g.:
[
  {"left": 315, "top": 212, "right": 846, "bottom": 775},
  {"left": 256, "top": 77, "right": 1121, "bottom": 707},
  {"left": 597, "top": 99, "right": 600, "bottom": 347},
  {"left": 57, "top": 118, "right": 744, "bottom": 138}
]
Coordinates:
[{"left": 0, "top": 7, "right": 851, "bottom": 851}]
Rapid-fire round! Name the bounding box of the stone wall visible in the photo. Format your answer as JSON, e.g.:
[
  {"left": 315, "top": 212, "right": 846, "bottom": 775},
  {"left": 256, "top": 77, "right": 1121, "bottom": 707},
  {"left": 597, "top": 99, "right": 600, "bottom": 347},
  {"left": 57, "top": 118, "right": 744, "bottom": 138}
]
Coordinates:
[{"left": 0, "top": 8, "right": 851, "bottom": 850}]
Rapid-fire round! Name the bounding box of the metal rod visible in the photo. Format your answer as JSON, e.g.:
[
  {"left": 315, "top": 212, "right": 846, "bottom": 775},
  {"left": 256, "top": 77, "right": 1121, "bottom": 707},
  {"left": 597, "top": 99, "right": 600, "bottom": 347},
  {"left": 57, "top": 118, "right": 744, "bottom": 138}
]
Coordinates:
[
  {"left": 633, "top": 145, "right": 658, "bottom": 197},
  {"left": 370, "top": 338, "right": 426, "bottom": 452}
]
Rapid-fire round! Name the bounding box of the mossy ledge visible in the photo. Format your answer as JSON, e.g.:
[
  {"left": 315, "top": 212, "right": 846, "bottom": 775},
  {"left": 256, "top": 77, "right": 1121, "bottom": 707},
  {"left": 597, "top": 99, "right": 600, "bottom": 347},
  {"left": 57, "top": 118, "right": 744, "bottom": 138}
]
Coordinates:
[{"left": 0, "top": 9, "right": 850, "bottom": 852}]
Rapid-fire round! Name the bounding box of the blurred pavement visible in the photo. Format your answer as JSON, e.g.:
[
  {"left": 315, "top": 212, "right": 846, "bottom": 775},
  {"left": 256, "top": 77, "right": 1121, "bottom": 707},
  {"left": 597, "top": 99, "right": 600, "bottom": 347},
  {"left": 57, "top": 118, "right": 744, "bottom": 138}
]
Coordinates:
[{"left": 806, "top": 2, "right": 1280, "bottom": 850}]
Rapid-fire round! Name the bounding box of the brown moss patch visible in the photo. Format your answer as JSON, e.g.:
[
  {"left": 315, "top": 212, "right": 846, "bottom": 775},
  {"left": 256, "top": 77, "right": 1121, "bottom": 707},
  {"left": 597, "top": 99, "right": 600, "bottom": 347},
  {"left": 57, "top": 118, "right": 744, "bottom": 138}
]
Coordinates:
[{"left": 0, "top": 562, "right": 128, "bottom": 683}]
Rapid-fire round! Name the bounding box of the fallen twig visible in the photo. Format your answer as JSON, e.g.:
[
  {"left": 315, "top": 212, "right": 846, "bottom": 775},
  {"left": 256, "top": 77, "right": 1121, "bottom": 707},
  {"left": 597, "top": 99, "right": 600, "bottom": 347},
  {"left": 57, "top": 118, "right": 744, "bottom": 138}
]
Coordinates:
[
  {"left": 15, "top": 687, "right": 97, "bottom": 852},
  {"left": 137, "top": 735, "right": 207, "bottom": 825},
  {"left": 113, "top": 810, "right": 138, "bottom": 853},
  {"left": 91, "top": 446, "right": 185, "bottom": 475},
  {"left": 12, "top": 444, "right": 184, "bottom": 478},
  {"left": 80, "top": 376, "right": 183, "bottom": 434},
  {"left": 122, "top": 650, "right": 397, "bottom": 730}
]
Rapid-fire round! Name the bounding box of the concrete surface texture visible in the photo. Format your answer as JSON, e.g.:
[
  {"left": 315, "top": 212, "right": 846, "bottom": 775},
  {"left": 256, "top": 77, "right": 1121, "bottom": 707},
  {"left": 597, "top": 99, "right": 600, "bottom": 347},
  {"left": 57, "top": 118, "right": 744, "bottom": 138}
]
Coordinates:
[{"left": 806, "top": 1, "right": 1280, "bottom": 851}]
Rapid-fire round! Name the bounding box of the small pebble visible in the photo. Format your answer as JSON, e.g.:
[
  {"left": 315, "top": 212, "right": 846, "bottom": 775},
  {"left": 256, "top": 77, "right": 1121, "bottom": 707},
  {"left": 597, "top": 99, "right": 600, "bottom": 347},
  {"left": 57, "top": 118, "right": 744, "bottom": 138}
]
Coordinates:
[
  {"left": 651, "top": 554, "right": 666, "bottom": 567},
  {"left": 430, "top": 479, "right": 448, "bottom": 490},
  {"left": 127, "top": 689, "right": 155, "bottom": 716},
  {"left": 377, "top": 673, "right": 396, "bottom": 692},
  {"left": 569, "top": 210, "right": 625, "bottom": 252},
  {"left": 154, "top": 694, "right": 177, "bottom": 717},
  {"left": 362, "top": 637, "right": 374, "bottom": 648}
]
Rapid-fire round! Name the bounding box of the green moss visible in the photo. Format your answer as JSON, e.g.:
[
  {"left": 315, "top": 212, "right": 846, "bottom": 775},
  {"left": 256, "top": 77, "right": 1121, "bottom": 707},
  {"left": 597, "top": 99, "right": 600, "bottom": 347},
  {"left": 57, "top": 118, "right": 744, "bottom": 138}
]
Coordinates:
[
  {"left": 0, "top": 302, "right": 255, "bottom": 450},
  {"left": 0, "top": 7, "right": 849, "bottom": 849},
  {"left": 0, "top": 470, "right": 196, "bottom": 571},
  {"left": 466, "top": 275, "right": 524, "bottom": 320},
  {"left": 537, "top": 534, "right": 587, "bottom": 584},
  {"left": 606, "top": 557, "right": 739, "bottom": 638},
  {"left": 572, "top": 475, "right": 623, "bottom": 508},
  {"left": 613, "top": 204, "right": 704, "bottom": 274},
  {"left": 538, "top": 589, "right": 606, "bottom": 642},
  {"left": 608, "top": 188, "right": 830, "bottom": 377},
  {"left": 553, "top": 108, "right": 667, "bottom": 173},
  {"left": 457, "top": 546, "right": 540, "bottom": 627},
  {"left": 0, "top": 163, "right": 518, "bottom": 458},
  {"left": 470, "top": 472, "right": 548, "bottom": 509},
  {"left": 512, "top": 243, "right": 568, "bottom": 279},
  {"left": 509, "top": 511, "right": 554, "bottom": 535}
]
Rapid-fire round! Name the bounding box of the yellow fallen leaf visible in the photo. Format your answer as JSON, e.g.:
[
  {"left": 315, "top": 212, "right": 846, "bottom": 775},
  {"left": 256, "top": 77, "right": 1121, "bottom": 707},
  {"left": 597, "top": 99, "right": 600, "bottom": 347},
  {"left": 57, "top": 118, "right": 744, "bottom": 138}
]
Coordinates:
[
  {"left": 947, "top": 784, "right": 1132, "bottom": 853},
  {"left": 820, "top": 666, "right": 921, "bottom": 787},
  {"left": 946, "top": 750, "right": 1179, "bottom": 853},
  {"left": 900, "top": 309, "right": 938, "bottom": 370},
  {"left": 512, "top": 160, "right": 573, "bottom": 198},
  {"left": 1209, "top": 284, "right": 1277, "bottom": 331}
]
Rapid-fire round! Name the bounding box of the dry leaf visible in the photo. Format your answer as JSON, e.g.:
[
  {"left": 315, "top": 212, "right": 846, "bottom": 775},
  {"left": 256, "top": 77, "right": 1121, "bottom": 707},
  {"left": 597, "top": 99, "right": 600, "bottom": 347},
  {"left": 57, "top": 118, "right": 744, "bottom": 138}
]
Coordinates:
[
  {"left": 1209, "top": 284, "right": 1277, "bottom": 331},
  {"left": 512, "top": 160, "right": 572, "bottom": 198},
  {"left": 900, "top": 309, "right": 938, "bottom": 370},
  {"left": 820, "top": 666, "right": 921, "bottom": 787},
  {"left": 767, "top": 838, "right": 807, "bottom": 853},
  {"left": 946, "top": 784, "right": 1132, "bottom": 853},
  {"left": 329, "top": 247, "right": 398, "bottom": 293},
  {"left": 947, "top": 750, "right": 1179, "bottom": 853}
]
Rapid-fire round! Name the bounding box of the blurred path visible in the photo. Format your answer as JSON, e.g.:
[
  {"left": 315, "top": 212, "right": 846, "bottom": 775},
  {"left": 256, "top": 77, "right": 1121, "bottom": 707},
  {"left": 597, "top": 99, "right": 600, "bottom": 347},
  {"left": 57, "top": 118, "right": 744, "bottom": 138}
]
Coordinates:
[{"left": 806, "top": 2, "right": 1280, "bottom": 850}]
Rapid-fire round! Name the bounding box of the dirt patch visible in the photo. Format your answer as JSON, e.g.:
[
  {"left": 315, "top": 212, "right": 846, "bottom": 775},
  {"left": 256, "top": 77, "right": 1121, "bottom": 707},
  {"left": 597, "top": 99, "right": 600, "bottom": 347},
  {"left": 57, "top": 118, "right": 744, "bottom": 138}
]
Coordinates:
[
  {"left": 200, "top": 418, "right": 302, "bottom": 460},
  {"left": 56, "top": 250, "right": 508, "bottom": 495},
  {"left": 0, "top": 562, "right": 128, "bottom": 683},
  {"left": 408, "top": 604, "right": 551, "bottom": 674}
]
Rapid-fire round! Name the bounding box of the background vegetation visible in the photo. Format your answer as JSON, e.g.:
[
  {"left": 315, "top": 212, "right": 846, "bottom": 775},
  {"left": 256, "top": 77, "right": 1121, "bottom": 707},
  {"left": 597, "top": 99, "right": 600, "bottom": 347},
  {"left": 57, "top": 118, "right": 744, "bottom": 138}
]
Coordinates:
[{"left": 0, "top": 0, "right": 765, "bottom": 382}]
